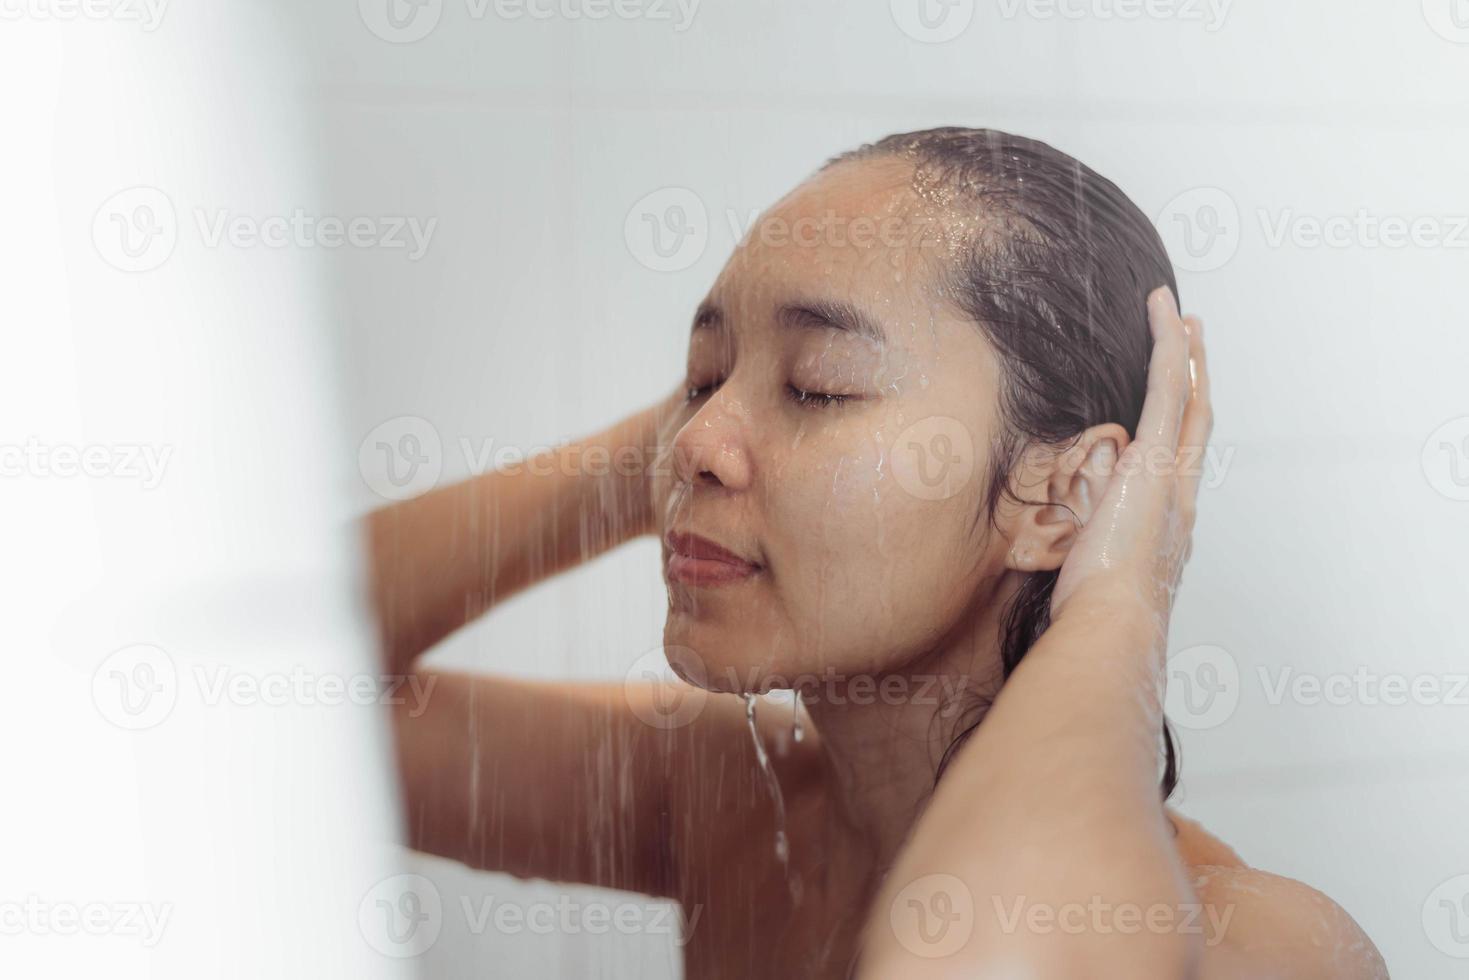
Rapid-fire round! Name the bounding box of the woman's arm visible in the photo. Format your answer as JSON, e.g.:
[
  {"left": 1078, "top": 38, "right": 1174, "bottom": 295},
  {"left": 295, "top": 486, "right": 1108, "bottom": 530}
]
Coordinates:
[
  {"left": 858, "top": 290, "right": 1384, "bottom": 978},
  {"left": 857, "top": 290, "right": 1202, "bottom": 977},
  {"left": 860, "top": 595, "right": 1200, "bottom": 976},
  {"left": 366, "top": 398, "right": 670, "bottom": 674},
  {"left": 365, "top": 395, "right": 688, "bottom": 896}
]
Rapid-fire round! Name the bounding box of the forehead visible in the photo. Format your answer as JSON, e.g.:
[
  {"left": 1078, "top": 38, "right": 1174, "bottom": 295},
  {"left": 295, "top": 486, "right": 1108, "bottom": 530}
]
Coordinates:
[
  {"left": 715, "top": 157, "right": 928, "bottom": 294},
  {"left": 702, "top": 156, "right": 980, "bottom": 355}
]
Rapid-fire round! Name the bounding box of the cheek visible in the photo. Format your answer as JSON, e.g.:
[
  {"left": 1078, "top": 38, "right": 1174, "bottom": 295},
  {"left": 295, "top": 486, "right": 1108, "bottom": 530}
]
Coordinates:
[{"left": 770, "top": 417, "right": 989, "bottom": 624}]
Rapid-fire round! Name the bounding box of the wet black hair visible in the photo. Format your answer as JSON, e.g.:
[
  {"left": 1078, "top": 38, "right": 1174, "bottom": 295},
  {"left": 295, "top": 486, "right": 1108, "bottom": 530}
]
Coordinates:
[{"left": 826, "top": 127, "right": 1180, "bottom": 800}]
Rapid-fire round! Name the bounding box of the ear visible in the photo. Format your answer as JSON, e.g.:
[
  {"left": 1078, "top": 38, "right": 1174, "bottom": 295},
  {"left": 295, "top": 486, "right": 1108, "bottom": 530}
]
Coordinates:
[{"left": 1001, "top": 423, "right": 1129, "bottom": 573}]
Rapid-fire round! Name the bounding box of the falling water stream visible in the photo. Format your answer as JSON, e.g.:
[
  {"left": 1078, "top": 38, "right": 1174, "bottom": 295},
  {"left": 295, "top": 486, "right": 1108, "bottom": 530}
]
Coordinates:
[{"left": 743, "top": 693, "right": 802, "bottom": 904}]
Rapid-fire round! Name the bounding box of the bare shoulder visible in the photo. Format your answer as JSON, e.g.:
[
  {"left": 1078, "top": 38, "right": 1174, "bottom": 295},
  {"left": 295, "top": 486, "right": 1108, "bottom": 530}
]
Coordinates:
[{"left": 1166, "top": 810, "right": 1389, "bottom": 980}]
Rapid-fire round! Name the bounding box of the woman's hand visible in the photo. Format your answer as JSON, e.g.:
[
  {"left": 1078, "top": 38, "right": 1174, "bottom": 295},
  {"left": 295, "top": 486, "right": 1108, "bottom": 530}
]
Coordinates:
[
  {"left": 1050, "top": 287, "right": 1211, "bottom": 637},
  {"left": 596, "top": 387, "right": 687, "bottom": 540},
  {"left": 855, "top": 287, "right": 1213, "bottom": 980},
  {"left": 366, "top": 388, "right": 684, "bottom": 671}
]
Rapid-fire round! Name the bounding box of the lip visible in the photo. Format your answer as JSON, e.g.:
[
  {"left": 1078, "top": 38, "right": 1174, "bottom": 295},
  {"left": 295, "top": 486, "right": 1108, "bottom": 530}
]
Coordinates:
[{"left": 664, "top": 531, "right": 761, "bottom": 587}]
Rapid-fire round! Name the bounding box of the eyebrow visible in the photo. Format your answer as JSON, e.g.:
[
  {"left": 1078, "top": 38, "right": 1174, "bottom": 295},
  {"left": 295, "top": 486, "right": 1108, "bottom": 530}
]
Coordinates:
[{"left": 690, "top": 299, "right": 886, "bottom": 345}]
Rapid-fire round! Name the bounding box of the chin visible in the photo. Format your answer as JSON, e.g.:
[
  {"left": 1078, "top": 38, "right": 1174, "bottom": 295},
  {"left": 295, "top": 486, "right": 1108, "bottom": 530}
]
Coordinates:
[{"left": 661, "top": 613, "right": 785, "bottom": 695}]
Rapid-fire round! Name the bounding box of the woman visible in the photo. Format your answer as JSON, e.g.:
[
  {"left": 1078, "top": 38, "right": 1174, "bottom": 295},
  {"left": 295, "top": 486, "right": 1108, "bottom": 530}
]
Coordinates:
[{"left": 368, "top": 129, "right": 1387, "bottom": 978}]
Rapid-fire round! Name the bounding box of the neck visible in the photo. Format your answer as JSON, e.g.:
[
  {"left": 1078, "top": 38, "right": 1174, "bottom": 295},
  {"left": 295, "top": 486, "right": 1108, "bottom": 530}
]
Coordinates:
[{"left": 800, "top": 569, "right": 1023, "bottom": 875}]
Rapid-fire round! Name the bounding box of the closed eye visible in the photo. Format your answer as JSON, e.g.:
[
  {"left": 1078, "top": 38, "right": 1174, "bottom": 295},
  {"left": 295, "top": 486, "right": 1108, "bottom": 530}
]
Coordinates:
[{"left": 787, "top": 384, "right": 850, "bottom": 409}]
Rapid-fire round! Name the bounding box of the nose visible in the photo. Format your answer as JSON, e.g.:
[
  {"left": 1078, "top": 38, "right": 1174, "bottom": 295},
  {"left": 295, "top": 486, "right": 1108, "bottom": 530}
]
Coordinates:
[{"left": 670, "top": 390, "right": 753, "bottom": 491}]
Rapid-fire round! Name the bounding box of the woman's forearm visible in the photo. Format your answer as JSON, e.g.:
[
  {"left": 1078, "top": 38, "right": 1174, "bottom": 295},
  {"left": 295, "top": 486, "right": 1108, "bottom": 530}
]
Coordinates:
[
  {"left": 365, "top": 407, "right": 660, "bottom": 674},
  {"left": 861, "top": 596, "right": 1198, "bottom": 978}
]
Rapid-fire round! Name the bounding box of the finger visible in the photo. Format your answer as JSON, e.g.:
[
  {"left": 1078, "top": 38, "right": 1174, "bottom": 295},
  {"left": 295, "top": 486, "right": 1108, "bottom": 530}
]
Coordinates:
[
  {"left": 1179, "top": 315, "right": 1212, "bottom": 446},
  {"left": 1177, "top": 315, "right": 1214, "bottom": 505},
  {"left": 1133, "top": 286, "right": 1192, "bottom": 451}
]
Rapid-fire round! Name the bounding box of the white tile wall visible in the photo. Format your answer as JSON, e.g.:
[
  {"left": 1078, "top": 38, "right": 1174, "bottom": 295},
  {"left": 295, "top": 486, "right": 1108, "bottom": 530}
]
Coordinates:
[{"left": 304, "top": 1, "right": 1469, "bottom": 975}]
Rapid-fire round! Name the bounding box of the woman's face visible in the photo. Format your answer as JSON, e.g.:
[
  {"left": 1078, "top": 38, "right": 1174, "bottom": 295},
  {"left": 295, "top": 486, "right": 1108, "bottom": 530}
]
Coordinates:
[{"left": 652, "top": 158, "right": 1011, "bottom": 694}]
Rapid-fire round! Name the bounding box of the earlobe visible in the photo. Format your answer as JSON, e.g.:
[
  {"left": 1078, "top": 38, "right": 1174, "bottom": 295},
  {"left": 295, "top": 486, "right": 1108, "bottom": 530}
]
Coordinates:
[{"left": 1001, "top": 424, "right": 1129, "bottom": 573}]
